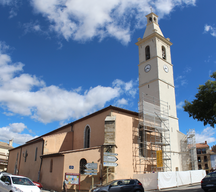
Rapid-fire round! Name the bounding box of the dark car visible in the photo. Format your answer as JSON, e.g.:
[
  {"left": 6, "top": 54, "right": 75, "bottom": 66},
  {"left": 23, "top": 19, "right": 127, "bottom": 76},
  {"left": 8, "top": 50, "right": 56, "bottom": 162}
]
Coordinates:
[
  {"left": 91, "top": 179, "right": 144, "bottom": 192},
  {"left": 201, "top": 172, "right": 216, "bottom": 192}
]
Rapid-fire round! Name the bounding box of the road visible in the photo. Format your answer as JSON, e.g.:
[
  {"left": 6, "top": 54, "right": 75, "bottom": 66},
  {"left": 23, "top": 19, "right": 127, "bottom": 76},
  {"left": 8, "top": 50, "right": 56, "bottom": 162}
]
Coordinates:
[{"left": 146, "top": 184, "right": 212, "bottom": 192}]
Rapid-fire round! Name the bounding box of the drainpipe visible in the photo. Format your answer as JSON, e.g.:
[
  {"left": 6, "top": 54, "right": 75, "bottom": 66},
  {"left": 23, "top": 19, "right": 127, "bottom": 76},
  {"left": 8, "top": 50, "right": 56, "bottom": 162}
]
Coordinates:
[
  {"left": 18, "top": 147, "right": 22, "bottom": 175},
  {"left": 38, "top": 139, "right": 44, "bottom": 182},
  {"left": 71, "top": 125, "right": 74, "bottom": 150}
]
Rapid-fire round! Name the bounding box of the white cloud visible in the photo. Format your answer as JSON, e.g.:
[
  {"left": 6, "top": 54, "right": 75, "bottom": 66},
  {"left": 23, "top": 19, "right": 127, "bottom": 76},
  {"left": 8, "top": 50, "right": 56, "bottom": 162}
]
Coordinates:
[
  {"left": 176, "top": 101, "right": 184, "bottom": 109},
  {"left": 0, "top": 42, "right": 136, "bottom": 123},
  {"left": 0, "top": 0, "right": 19, "bottom": 18},
  {"left": 117, "top": 98, "right": 128, "bottom": 106},
  {"left": 23, "top": 0, "right": 197, "bottom": 44},
  {"left": 196, "top": 127, "right": 216, "bottom": 144},
  {"left": 0, "top": 123, "right": 36, "bottom": 145},
  {"left": 9, "top": 123, "right": 27, "bottom": 133},
  {"left": 204, "top": 24, "right": 216, "bottom": 37},
  {"left": 23, "top": 21, "right": 42, "bottom": 35},
  {"left": 112, "top": 79, "right": 138, "bottom": 98}
]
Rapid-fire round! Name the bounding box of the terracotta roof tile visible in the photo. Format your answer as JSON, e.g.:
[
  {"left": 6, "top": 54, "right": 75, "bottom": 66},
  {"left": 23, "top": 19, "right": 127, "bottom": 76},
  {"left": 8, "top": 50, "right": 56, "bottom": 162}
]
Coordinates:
[{"left": 196, "top": 143, "right": 209, "bottom": 148}]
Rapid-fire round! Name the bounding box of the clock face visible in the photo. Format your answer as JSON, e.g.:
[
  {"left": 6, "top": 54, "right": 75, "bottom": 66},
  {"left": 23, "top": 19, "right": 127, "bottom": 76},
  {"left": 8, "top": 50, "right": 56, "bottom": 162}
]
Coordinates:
[
  {"left": 163, "top": 65, "right": 169, "bottom": 73},
  {"left": 144, "top": 64, "right": 151, "bottom": 73}
]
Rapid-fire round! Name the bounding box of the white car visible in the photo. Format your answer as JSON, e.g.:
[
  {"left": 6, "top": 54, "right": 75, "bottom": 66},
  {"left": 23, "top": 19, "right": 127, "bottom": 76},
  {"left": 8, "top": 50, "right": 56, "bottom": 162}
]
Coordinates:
[{"left": 0, "top": 173, "right": 41, "bottom": 192}]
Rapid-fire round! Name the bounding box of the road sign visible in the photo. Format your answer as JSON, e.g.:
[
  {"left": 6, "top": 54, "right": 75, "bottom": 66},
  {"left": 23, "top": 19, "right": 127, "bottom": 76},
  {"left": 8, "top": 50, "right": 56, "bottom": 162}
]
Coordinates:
[
  {"left": 104, "top": 152, "right": 118, "bottom": 156},
  {"left": 104, "top": 156, "right": 118, "bottom": 162},
  {"left": 103, "top": 162, "right": 118, "bottom": 167},
  {"left": 85, "top": 163, "right": 97, "bottom": 169},
  {"left": 84, "top": 169, "right": 97, "bottom": 173},
  {"left": 84, "top": 172, "right": 97, "bottom": 175}
]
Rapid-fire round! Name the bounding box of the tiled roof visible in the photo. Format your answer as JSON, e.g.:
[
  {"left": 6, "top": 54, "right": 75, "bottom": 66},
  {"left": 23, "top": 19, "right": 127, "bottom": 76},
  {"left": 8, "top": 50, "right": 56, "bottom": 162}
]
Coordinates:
[{"left": 196, "top": 143, "right": 209, "bottom": 149}]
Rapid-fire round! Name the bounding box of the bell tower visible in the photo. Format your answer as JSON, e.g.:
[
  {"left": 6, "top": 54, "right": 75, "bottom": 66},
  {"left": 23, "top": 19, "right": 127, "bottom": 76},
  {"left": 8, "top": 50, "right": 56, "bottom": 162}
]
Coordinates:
[{"left": 136, "top": 12, "right": 181, "bottom": 171}]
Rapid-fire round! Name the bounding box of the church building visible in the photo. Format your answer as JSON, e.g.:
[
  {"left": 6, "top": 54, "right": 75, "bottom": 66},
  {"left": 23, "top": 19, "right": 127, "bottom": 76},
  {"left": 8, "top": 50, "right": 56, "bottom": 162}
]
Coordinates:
[{"left": 7, "top": 12, "right": 185, "bottom": 192}]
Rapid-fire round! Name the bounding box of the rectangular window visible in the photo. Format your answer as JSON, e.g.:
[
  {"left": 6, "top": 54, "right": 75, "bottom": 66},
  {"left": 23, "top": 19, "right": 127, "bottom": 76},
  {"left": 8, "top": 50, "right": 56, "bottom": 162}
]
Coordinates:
[
  {"left": 204, "top": 156, "right": 208, "bottom": 162},
  {"left": 35, "top": 147, "right": 38, "bottom": 161},
  {"left": 197, "top": 149, "right": 201, "bottom": 154},
  {"left": 198, "top": 157, "right": 201, "bottom": 163},
  {"left": 198, "top": 164, "right": 202, "bottom": 170},
  {"left": 202, "top": 149, "right": 206, "bottom": 154},
  {"left": 205, "top": 164, "right": 208, "bottom": 169}
]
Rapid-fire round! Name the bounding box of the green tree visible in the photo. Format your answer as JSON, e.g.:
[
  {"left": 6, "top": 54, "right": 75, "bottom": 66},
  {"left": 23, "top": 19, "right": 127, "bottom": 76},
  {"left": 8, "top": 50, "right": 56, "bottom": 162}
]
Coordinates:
[{"left": 183, "top": 72, "right": 216, "bottom": 128}]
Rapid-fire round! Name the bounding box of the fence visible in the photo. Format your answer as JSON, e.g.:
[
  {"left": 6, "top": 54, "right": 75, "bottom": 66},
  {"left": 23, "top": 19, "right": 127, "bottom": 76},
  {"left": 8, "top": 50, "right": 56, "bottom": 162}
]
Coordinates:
[{"left": 134, "top": 170, "right": 206, "bottom": 190}]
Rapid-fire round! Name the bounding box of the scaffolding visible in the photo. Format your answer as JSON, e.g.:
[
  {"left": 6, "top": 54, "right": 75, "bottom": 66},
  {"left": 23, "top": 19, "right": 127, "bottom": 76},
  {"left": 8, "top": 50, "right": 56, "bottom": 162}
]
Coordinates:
[
  {"left": 180, "top": 129, "right": 198, "bottom": 170},
  {"left": 137, "top": 93, "right": 172, "bottom": 173}
]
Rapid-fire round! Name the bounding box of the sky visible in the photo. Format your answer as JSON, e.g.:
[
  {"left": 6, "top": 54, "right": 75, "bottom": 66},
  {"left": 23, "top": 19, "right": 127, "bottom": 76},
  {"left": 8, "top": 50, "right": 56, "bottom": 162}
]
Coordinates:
[{"left": 0, "top": 0, "right": 216, "bottom": 148}]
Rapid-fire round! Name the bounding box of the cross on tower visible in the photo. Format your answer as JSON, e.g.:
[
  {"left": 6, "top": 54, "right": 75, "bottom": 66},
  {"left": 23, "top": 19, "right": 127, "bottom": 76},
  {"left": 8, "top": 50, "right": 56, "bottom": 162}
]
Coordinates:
[{"left": 150, "top": 6, "right": 153, "bottom": 13}]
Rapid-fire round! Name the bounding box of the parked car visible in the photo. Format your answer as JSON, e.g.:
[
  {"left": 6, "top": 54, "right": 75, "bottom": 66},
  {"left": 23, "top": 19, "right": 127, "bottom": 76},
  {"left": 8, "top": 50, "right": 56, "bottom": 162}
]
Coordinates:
[
  {"left": 91, "top": 179, "right": 144, "bottom": 192},
  {"left": 0, "top": 173, "right": 40, "bottom": 192},
  {"left": 33, "top": 181, "right": 43, "bottom": 189},
  {"left": 201, "top": 171, "right": 216, "bottom": 192}
]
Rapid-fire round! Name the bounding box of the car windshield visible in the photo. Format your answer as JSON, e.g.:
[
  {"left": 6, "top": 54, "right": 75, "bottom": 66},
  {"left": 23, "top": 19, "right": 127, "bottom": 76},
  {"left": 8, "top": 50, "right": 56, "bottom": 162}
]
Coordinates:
[
  {"left": 103, "top": 180, "right": 116, "bottom": 187},
  {"left": 11, "top": 177, "right": 34, "bottom": 186},
  {"left": 205, "top": 173, "right": 216, "bottom": 178}
]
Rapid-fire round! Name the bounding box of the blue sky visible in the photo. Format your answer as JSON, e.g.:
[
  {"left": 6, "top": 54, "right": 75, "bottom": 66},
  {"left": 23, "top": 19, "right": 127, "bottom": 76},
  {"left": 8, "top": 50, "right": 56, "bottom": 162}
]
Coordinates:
[{"left": 0, "top": 0, "right": 216, "bottom": 148}]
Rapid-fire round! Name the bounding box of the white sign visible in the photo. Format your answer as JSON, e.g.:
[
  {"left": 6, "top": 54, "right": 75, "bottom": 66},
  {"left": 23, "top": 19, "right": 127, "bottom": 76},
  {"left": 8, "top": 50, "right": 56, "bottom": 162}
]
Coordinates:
[
  {"left": 84, "top": 169, "right": 97, "bottom": 173},
  {"left": 84, "top": 172, "right": 97, "bottom": 175},
  {"left": 85, "top": 163, "right": 97, "bottom": 169},
  {"left": 104, "top": 156, "right": 118, "bottom": 162},
  {"left": 104, "top": 152, "right": 118, "bottom": 156},
  {"left": 103, "top": 162, "right": 118, "bottom": 167}
]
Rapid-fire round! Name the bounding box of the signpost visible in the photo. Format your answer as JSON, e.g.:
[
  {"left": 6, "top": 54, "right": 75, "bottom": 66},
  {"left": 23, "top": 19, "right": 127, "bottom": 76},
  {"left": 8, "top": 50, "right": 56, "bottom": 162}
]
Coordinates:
[
  {"left": 85, "top": 163, "right": 97, "bottom": 169},
  {"left": 104, "top": 152, "right": 118, "bottom": 156},
  {"left": 103, "top": 152, "right": 118, "bottom": 183},
  {"left": 103, "top": 162, "right": 118, "bottom": 167},
  {"left": 85, "top": 162, "right": 98, "bottom": 189},
  {"left": 103, "top": 156, "right": 118, "bottom": 162}
]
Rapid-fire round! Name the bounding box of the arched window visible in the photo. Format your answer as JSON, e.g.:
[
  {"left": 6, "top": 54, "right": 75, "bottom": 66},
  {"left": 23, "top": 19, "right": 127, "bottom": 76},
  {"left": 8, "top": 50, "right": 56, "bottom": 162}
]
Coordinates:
[
  {"left": 145, "top": 46, "right": 150, "bottom": 60},
  {"left": 84, "top": 126, "right": 90, "bottom": 148},
  {"left": 149, "top": 17, "right": 152, "bottom": 23},
  {"left": 162, "top": 46, "right": 166, "bottom": 60},
  {"left": 80, "top": 158, "right": 87, "bottom": 174},
  {"left": 50, "top": 159, "right": 53, "bottom": 173}
]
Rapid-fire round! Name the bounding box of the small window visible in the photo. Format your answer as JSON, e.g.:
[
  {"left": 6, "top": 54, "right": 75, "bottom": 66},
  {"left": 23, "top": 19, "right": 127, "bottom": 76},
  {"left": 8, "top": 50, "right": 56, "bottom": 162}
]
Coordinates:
[
  {"left": 145, "top": 46, "right": 150, "bottom": 60},
  {"left": 202, "top": 149, "right": 206, "bottom": 154},
  {"left": 80, "top": 158, "right": 87, "bottom": 174},
  {"left": 205, "top": 164, "right": 208, "bottom": 169},
  {"left": 154, "top": 17, "right": 157, "bottom": 22},
  {"left": 162, "top": 46, "right": 166, "bottom": 60},
  {"left": 50, "top": 159, "right": 53, "bottom": 173},
  {"left": 204, "top": 156, "right": 208, "bottom": 162},
  {"left": 84, "top": 126, "right": 90, "bottom": 148},
  {"left": 197, "top": 149, "right": 201, "bottom": 154},
  {"left": 198, "top": 164, "right": 202, "bottom": 169},
  {"left": 35, "top": 147, "right": 38, "bottom": 161},
  {"left": 198, "top": 157, "right": 201, "bottom": 163}
]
